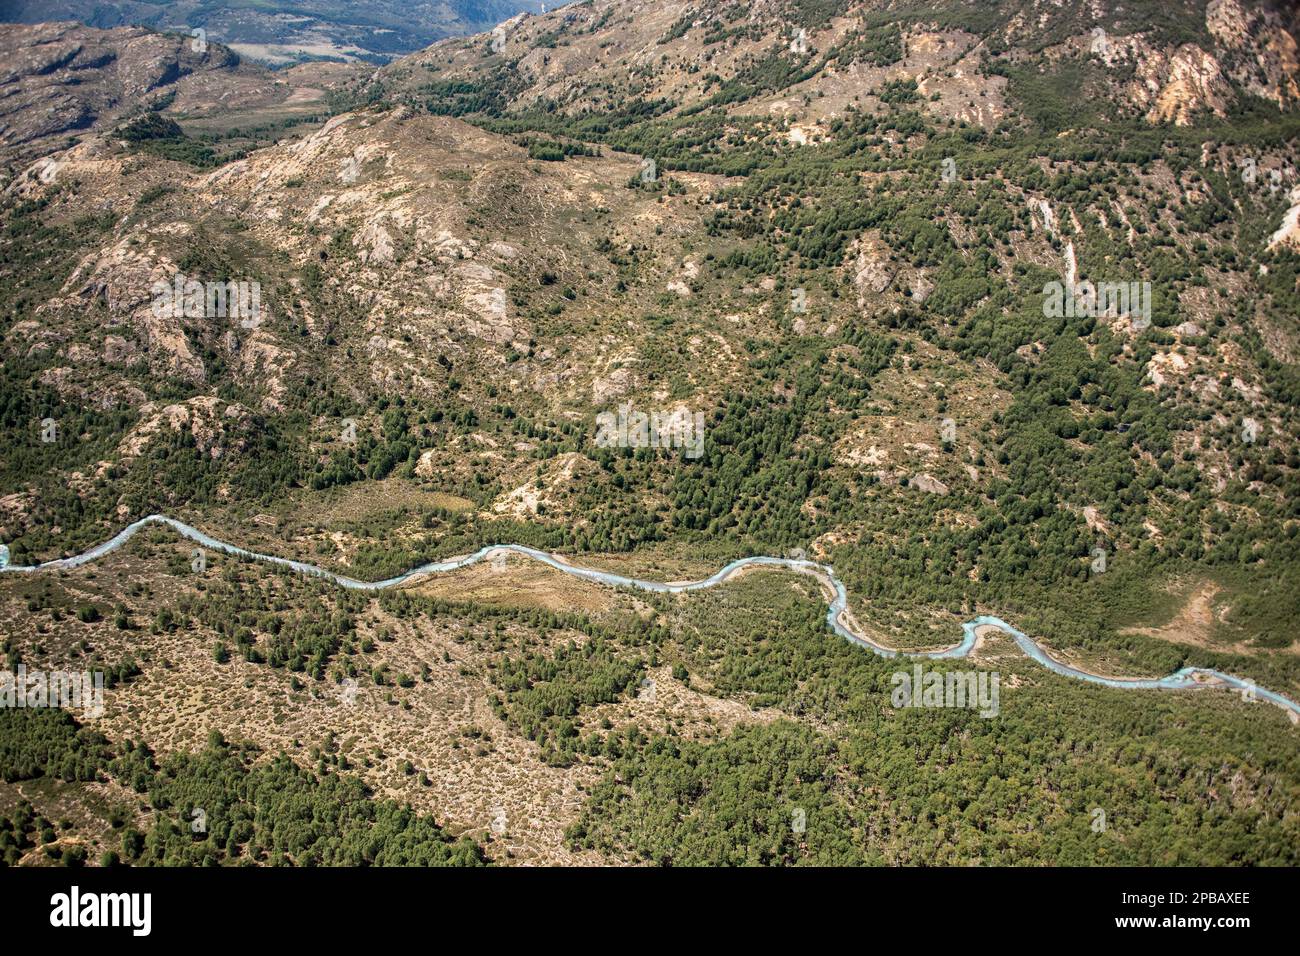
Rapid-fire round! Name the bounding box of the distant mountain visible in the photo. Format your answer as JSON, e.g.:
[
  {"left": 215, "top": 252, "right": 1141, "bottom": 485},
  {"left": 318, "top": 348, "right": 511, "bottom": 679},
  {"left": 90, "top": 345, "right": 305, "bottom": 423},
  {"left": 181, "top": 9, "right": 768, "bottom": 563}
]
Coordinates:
[
  {"left": 0, "top": 0, "right": 551, "bottom": 64},
  {"left": 0, "top": 21, "right": 363, "bottom": 165}
]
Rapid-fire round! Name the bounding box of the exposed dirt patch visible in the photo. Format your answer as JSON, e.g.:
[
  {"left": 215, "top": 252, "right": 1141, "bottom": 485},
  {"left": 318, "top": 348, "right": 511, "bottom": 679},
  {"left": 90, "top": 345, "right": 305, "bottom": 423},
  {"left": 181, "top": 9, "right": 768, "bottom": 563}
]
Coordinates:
[{"left": 1119, "top": 580, "right": 1258, "bottom": 654}]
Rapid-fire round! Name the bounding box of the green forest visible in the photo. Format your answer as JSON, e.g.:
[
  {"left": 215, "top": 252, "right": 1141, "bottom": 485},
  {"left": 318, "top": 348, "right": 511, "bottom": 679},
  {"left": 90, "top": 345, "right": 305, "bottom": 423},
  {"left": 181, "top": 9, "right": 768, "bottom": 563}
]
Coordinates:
[{"left": 0, "top": 708, "right": 485, "bottom": 867}]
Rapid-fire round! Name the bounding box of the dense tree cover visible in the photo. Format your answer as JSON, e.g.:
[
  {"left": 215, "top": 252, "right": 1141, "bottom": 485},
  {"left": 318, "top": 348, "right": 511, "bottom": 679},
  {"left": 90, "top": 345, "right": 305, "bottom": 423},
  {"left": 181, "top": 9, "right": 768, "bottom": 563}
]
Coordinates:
[
  {"left": 117, "top": 113, "right": 219, "bottom": 168},
  {"left": 0, "top": 711, "right": 486, "bottom": 867},
  {"left": 112, "top": 735, "right": 485, "bottom": 866},
  {"left": 572, "top": 706, "right": 1300, "bottom": 865},
  {"left": 484, "top": 107, "right": 770, "bottom": 177},
  {"left": 0, "top": 707, "right": 109, "bottom": 785},
  {"left": 571, "top": 721, "right": 860, "bottom": 865},
  {"left": 569, "top": 577, "right": 1300, "bottom": 866},
  {"left": 491, "top": 638, "right": 645, "bottom": 765},
  {"left": 178, "top": 576, "right": 357, "bottom": 678},
  {"left": 0, "top": 799, "right": 57, "bottom": 866}
]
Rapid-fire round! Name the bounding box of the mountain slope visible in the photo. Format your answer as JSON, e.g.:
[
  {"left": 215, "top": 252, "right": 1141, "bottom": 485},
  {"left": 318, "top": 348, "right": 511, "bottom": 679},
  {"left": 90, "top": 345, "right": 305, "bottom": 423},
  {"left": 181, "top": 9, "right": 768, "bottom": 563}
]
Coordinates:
[
  {"left": 0, "top": 21, "right": 363, "bottom": 166},
  {"left": 1, "top": 0, "right": 1299, "bottom": 867}
]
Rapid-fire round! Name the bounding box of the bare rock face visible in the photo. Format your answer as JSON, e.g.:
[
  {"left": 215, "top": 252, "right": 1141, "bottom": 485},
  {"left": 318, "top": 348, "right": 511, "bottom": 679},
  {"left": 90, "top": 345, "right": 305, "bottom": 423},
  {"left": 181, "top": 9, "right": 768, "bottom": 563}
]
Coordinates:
[
  {"left": 849, "top": 233, "right": 895, "bottom": 308},
  {"left": 1267, "top": 184, "right": 1300, "bottom": 251},
  {"left": 847, "top": 232, "right": 939, "bottom": 315},
  {"left": 5, "top": 138, "right": 129, "bottom": 204},
  {"left": 909, "top": 473, "right": 950, "bottom": 496},
  {"left": 456, "top": 262, "right": 516, "bottom": 344},
  {"left": 0, "top": 22, "right": 227, "bottom": 162},
  {"left": 195, "top": 110, "right": 530, "bottom": 355},
  {"left": 1078, "top": 30, "right": 1233, "bottom": 126},
  {"left": 1148, "top": 0, "right": 1300, "bottom": 123},
  {"left": 592, "top": 358, "right": 638, "bottom": 406},
  {"left": 1055, "top": 3, "right": 1298, "bottom": 126},
  {"left": 1207, "top": 0, "right": 1300, "bottom": 108},
  {"left": 0, "top": 21, "right": 350, "bottom": 168},
  {"left": 50, "top": 228, "right": 207, "bottom": 384},
  {"left": 908, "top": 273, "right": 935, "bottom": 305},
  {"left": 1142, "top": 45, "right": 1233, "bottom": 126},
  {"left": 117, "top": 396, "right": 253, "bottom": 461}
]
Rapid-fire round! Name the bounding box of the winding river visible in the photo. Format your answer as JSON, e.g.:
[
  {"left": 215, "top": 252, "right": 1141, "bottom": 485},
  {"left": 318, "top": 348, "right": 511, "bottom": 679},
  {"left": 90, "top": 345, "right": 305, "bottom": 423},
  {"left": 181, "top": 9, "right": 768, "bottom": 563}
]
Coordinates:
[{"left": 3, "top": 514, "right": 1297, "bottom": 722}]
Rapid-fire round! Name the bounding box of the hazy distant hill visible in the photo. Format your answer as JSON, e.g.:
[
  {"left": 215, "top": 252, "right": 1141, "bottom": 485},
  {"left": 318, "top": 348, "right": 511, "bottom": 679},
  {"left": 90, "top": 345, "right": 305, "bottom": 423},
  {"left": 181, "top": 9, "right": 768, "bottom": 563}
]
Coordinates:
[{"left": 0, "top": 0, "right": 549, "bottom": 63}]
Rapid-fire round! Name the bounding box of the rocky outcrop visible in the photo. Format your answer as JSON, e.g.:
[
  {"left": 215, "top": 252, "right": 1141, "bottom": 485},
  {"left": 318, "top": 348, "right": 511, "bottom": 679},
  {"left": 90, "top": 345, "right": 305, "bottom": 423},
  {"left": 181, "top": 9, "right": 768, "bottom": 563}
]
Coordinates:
[
  {"left": 1207, "top": 0, "right": 1300, "bottom": 109},
  {"left": 0, "top": 22, "right": 245, "bottom": 164},
  {"left": 849, "top": 233, "right": 895, "bottom": 308},
  {"left": 1267, "top": 184, "right": 1300, "bottom": 251},
  {"left": 909, "top": 473, "right": 950, "bottom": 496},
  {"left": 49, "top": 228, "right": 207, "bottom": 384},
  {"left": 1142, "top": 45, "right": 1232, "bottom": 126},
  {"left": 1075, "top": 2, "right": 1298, "bottom": 126},
  {"left": 116, "top": 396, "right": 253, "bottom": 460},
  {"left": 0, "top": 20, "right": 364, "bottom": 169}
]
